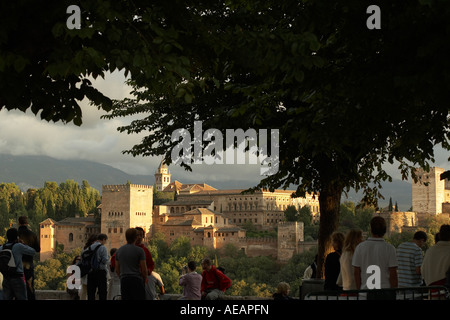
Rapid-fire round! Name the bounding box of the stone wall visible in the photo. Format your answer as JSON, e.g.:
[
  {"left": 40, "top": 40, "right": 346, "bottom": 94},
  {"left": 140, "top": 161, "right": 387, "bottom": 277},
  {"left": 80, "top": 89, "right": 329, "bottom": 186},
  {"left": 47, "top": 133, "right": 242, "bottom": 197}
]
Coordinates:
[
  {"left": 373, "top": 211, "right": 417, "bottom": 236},
  {"left": 35, "top": 290, "right": 274, "bottom": 300},
  {"left": 237, "top": 237, "right": 278, "bottom": 258}
]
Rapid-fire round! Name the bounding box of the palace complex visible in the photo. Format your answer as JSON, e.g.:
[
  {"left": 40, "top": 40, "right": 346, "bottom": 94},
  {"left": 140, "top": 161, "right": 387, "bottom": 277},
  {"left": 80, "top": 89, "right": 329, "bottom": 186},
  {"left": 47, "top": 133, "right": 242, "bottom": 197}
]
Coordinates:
[{"left": 39, "top": 164, "right": 449, "bottom": 261}]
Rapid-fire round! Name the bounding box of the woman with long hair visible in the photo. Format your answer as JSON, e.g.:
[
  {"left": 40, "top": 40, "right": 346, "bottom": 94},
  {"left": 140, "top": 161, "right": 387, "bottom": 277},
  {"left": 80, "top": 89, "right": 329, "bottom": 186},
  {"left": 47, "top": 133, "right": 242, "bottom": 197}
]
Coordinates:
[{"left": 338, "top": 229, "right": 363, "bottom": 290}]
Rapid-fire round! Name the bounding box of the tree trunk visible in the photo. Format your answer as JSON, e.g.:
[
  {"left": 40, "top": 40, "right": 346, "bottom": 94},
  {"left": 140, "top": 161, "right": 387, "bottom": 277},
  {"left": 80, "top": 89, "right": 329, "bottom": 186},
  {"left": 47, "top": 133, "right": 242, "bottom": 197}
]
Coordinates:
[{"left": 316, "top": 181, "right": 344, "bottom": 279}]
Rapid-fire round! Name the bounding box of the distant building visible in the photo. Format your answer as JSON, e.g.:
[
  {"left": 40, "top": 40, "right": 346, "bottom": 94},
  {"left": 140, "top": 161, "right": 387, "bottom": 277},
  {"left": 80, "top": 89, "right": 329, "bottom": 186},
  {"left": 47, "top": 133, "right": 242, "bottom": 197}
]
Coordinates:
[
  {"left": 412, "top": 167, "right": 450, "bottom": 215},
  {"left": 39, "top": 214, "right": 99, "bottom": 261},
  {"left": 39, "top": 218, "right": 56, "bottom": 261},
  {"left": 39, "top": 163, "right": 316, "bottom": 261},
  {"left": 372, "top": 211, "right": 417, "bottom": 237},
  {"left": 372, "top": 166, "right": 450, "bottom": 237},
  {"left": 154, "top": 160, "right": 171, "bottom": 191},
  {"left": 175, "top": 188, "right": 319, "bottom": 229},
  {"left": 100, "top": 183, "right": 153, "bottom": 250},
  {"left": 153, "top": 206, "right": 246, "bottom": 249}
]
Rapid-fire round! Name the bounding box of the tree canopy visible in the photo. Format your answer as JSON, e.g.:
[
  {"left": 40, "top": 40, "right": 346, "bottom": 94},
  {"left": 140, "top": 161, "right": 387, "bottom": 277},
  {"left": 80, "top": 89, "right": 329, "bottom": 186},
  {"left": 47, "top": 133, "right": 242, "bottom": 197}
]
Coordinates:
[
  {"left": 0, "top": 180, "right": 100, "bottom": 237},
  {"left": 1, "top": 0, "right": 449, "bottom": 277},
  {"left": 0, "top": 0, "right": 192, "bottom": 125},
  {"left": 104, "top": 0, "right": 450, "bottom": 275}
]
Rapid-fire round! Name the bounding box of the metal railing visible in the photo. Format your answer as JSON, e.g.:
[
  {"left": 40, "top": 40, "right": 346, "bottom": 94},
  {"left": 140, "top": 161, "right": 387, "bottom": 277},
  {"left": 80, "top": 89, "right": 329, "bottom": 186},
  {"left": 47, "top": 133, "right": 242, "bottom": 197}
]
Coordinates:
[{"left": 304, "top": 286, "right": 449, "bottom": 300}]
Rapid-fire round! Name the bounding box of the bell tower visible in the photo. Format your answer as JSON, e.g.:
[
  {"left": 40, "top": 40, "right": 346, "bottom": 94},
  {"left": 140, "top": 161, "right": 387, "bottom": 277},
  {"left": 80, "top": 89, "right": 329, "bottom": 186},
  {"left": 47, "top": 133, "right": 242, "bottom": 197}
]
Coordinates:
[{"left": 155, "top": 160, "right": 171, "bottom": 191}]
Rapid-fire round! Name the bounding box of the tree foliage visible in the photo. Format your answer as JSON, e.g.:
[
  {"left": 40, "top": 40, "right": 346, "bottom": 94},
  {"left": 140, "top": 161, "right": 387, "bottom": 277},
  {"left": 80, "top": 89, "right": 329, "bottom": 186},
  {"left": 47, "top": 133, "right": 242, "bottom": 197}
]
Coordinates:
[
  {"left": 0, "top": 180, "right": 100, "bottom": 238},
  {"left": 339, "top": 201, "right": 375, "bottom": 233},
  {"left": 101, "top": 1, "right": 450, "bottom": 277},
  {"left": 1, "top": 1, "right": 449, "bottom": 279},
  {"left": 145, "top": 233, "right": 315, "bottom": 297},
  {"left": 0, "top": 0, "right": 194, "bottom": 125}
]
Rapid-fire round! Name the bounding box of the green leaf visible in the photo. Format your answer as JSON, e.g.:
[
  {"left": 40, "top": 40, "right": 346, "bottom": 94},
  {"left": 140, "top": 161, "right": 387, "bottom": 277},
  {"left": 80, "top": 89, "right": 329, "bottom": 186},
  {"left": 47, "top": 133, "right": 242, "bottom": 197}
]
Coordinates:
[
  {"left": 13, "top": 56, "right": 27, "bottom": 72},
  {"left": 184, "top": 93, "right": 193, "bottom": 104},
  {"left": 294, "top": 70, "right": 305, "bottom": 82}
]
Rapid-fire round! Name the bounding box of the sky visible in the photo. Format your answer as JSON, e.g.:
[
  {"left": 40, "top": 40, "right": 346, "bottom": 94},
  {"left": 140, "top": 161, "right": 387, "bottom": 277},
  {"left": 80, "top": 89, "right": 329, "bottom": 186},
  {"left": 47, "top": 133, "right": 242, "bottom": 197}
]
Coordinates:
[
  {"left": 0, "top": 71, "right": 265, "bottom": 189},
  {"left": 0, "top": 71, "right": 448, "bottom": 193}
]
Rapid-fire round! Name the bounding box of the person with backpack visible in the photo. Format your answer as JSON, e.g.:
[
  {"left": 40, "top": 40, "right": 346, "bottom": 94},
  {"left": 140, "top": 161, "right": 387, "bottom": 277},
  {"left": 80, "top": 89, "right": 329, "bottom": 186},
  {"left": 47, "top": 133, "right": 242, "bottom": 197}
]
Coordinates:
[
  {"left": 0, "top": 228, "right": 36, "bottom": 300},
  {"left": 17, "top": 216, "right": 40, "bottom": 300},
  {"left": 82, "top": 233, "right": 109, "bottom": 300},
  {"left": 77, "top": 234, "right": 97, "bottom": 299},
  {"left": 200, "top": 258, "right": 231, "bottom": 300}
]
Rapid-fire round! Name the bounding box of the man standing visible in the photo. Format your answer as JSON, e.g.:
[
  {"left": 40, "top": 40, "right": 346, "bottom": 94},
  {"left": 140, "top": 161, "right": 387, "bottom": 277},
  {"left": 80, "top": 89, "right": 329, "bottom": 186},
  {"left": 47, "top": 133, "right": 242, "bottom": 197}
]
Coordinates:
[
  {"left": 86, "top": 233, "right": 109, "bottom": 300},
  {"left": 396, "top": 231, "right": 427, "bottom": 287},
  {"left": 422, "top": 224, "right": 450, "bottom": 286},
  {"left": 179, "top": 261, "right": 203, "bottom": 300},
  {"left": 17, "top": 216, "right": 40, "bottom": 300},
  {"left": 115, "top": 228, "right": 148, "bottom": 300},
  {"left": 0, "top": 228, "right": 36, "bottom": 300},
  {"left": 352, "top": 216, "right": 398, "bottom": 290},
  {"left": 135, "top": 227, "right": 155, "bottom": 300},
  {"left": 201, "top": 258, "right": 231, "bottom": 300}
]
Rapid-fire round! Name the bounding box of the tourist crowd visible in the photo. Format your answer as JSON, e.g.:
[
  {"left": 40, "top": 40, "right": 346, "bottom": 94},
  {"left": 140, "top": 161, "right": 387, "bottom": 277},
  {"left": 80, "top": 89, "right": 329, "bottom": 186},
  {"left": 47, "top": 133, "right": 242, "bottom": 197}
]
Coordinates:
[{"left": 1, "top": 215, "right": 450, "bottom": 300}]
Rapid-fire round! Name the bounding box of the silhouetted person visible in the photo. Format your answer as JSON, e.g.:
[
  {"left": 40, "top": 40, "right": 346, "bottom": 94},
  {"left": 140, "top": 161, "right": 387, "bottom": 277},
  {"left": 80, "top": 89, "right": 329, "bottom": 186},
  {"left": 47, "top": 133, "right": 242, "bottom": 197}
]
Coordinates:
[
  {"left": 115, "top": 228, "right": 148, "bottom": 300},
  {"left": 0, "top": 228, "right": 36, "bottom": 300},
  {"left": 17, "top": 216, "right": 40, "bottom": 300}
]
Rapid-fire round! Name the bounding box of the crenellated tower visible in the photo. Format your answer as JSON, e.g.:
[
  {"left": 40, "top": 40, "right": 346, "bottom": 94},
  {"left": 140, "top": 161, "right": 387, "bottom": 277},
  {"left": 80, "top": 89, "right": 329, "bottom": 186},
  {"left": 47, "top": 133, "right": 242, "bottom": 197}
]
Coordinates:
[{"left": 101, "top": 183, "right": 153, "bottom": 250}]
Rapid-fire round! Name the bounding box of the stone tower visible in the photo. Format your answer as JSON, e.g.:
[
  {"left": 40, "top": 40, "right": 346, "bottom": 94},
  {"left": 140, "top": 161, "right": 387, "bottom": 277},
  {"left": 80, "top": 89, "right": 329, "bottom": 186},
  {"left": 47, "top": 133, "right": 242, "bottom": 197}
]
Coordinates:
[
  {"left": 101, "top": 184, "right": 153, "bottom": 250},
  {"left": 412, "top": 167, "right": 446, "bottom": 215},
  {"left": 277, "top": 221, "right": 304, "bottom": 262},
  {"left": 39, "top": 218, "right": 56, "bottom": 261},
  {"left": 155, "top": 160, "right": 171, "bottom": 192}
]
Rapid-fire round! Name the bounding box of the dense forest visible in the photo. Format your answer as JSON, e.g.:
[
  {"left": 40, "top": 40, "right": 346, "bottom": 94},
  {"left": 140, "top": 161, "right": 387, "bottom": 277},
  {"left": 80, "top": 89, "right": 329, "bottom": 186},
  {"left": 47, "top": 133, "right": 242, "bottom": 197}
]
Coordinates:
[{"left": 0, "top": 180, "right": 101, "bottom": 239}]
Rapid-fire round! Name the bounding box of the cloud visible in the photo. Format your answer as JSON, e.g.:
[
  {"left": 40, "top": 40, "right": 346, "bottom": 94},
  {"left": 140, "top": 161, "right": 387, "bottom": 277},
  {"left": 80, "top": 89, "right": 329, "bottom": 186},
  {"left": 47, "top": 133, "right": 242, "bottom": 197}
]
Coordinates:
[
  {"left": 0, "top": 70, "right": 447, "bottom": 189},
  {"left": 0, "top": 70, "right": 157, "bottom": 174}
]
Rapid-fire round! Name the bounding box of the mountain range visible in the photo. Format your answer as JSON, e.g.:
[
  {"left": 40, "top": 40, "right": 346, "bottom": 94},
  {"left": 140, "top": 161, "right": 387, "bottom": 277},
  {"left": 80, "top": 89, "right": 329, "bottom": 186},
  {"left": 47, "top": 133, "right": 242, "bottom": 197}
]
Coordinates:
[
  {"left": 0, "top": 154, "right": 153, "bottom": 192},
  {"left": 0, "top": 154, "right": 412, "bottom": 210}
]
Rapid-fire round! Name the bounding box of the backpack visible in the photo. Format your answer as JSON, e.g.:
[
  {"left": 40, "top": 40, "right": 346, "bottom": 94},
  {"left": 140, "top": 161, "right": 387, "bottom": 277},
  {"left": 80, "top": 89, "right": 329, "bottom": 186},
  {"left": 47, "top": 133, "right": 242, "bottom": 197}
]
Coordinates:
[
  {"left": 78, "top": 244, "right": 101, "bottom": 277},
  {"left": 0, "top": 243, "right": 17, "bottom": 277}
]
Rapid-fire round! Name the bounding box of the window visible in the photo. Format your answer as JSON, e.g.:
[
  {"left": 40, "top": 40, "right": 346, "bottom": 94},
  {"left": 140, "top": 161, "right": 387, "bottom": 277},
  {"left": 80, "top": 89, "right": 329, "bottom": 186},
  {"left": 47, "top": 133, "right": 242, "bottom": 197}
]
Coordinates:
[{"left": 69, "top": 233, "right": 73, "bottom": 242}]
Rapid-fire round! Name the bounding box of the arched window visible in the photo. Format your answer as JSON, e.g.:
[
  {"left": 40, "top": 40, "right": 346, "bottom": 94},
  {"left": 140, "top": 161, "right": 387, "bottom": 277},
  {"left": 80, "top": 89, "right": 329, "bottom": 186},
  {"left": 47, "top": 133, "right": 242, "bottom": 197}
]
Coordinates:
[{"left": 69, "top": 233, "right": 74, "bottom": 242}]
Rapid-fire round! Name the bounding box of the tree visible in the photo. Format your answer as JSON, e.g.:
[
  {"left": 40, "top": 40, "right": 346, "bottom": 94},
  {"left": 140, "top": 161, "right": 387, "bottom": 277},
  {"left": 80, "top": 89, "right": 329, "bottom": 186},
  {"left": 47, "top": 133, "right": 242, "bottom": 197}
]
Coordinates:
[
  {"left": 388, "top": 197, "right": 393, "bottom": 212},
  {"left": 0, "top": 1, "right": 194, "bottom": 125},
  {"left": 298, "top": 206, "right": 313, "bottom": 226},
  {"left": 103, "top": 1, "right": 450, "bottom": 278},
  {"left": 284, "top": 205, "right": 298, "bottom": 222},
  {"left": 339, "top": 201, "right": 357, "bottom": 229},
  {"left": 2, "top": 1, "right": 449, "bottom": 279}
]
